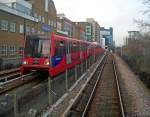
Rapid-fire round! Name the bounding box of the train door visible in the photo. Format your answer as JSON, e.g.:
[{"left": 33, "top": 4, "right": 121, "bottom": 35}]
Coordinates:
[{"left": 66, "top": 40, "right": 71, "bottom": 64}]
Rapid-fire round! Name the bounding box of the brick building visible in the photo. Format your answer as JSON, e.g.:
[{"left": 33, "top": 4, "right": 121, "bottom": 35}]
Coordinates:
[
  {"left": 57, "top": 14, "right": 86, "bottom": 40},
  {"left": 72, "top": 22, "right": 85, "bottom": 40},
  {"left": 77, "top": 22, "right": 93, "bottom": 42},
  {"left": 0, "top": 0, "right": 57, "bottom": 69},
  {"left": 86, "top": 18, "right": 100, "bottom": 43}
]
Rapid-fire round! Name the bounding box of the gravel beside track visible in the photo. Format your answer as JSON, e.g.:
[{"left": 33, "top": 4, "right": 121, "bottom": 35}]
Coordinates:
[{"left": 114, "top": 54, "right": 150, "bottom": 117}]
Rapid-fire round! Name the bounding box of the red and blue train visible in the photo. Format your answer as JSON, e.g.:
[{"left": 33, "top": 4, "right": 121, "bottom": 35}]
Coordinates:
[{"left": 21, "top": 33, "right": 105, "bottom": 77}]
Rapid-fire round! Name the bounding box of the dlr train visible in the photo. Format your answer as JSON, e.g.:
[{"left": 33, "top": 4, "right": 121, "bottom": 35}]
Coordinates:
[{"left": 21, "top": 33, "right": 105, "bottom": 77}]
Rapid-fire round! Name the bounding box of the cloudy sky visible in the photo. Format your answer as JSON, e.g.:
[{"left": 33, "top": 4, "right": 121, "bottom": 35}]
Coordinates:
[{"left": 54, "top": 0, "right": 144, "bottom": 46}]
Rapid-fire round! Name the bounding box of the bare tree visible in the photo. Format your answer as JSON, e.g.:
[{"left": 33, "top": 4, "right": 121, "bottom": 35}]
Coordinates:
[
  {"left": 122, "top": 34, "right": 150, "bottom": 74},
  {"left": 135, "top": 0, "right": 150, "bottom": 31}
]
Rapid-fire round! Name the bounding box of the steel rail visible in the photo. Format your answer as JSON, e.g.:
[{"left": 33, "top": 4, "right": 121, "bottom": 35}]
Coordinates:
[
  {"left": 0, "top": 72, "right": 20, "bottom": 81},
  {"left": 113, "top": 58, "right": 126, "bottom": 117},
  {"left": 61, "top": 54, "right": 107, "bottom": 117},
  {"left": 0, "top": 72, "right": 35, "bottom": 86},
  {"left": 0, "top": 68, "right": 20, "bottom": 76},
  {"left": 81, "top": 55, "right": 107, "bottom": 117},
  {"left": 81, "top": 54, "right": 126, "bottom": 117}
]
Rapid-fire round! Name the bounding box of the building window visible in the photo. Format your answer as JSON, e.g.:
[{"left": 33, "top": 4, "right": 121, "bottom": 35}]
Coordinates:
[
  {"left": 20, "top": 25, "right": 24, "bottom": 33},
  {"left": 9, "top": 22, "right": 16, "bottom": 32},
  {"left": 4, "top": 45, "right": 7, "bottom": 56},
  {"left": 9, "top": 46, "right": 16, "bottom": 55},
  {"left": 1, "top": 45, "right": 7, "bottom": 56},
  {"left": 0, "top": 20, "right": 8, "bottom": 31},
  {"left": 26, "top": 26, "right": 30, "bottom": 33},
  {"left": 12, "top": 3, "right": 32, "bottom": 16}
]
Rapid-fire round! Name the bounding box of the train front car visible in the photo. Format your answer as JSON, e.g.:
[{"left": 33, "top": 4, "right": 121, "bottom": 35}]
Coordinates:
[
  {"left": 21, "top": 35, "right": 50, "bottom": 74},
  {"left": 49, "top": 34, "right": 67, "bottom": 77}
]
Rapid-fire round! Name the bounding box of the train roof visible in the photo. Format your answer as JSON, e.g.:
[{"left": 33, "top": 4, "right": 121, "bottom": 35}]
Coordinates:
[
  {"left": 54, "top": 34, "right": 95, "bottom": 45},
  {"left": 26, "top": 33, "right": 101, "bottom": 47}
]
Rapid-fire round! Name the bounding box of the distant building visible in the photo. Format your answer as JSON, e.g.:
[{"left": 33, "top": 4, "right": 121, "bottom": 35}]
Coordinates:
[
  {"left": 0, "top": 0, "right": 57, "bottom": 69},
  {"left": 86, "top": 18, "right": 100, "bottom": 43},
  {"left": 100, "top": 27, "right": 113, "bottom": 46},
  {"left": 57, "top": 14, "right": 73, "bottom": 37},
  {"left": 75, "top": 22, "right": 92, "bottom": 41},
  {"left": 128, "top": 31, "right": 141, "bottom": 40},
  {"left": 101, "top": 38, "right": 105, "bottom": 49},
  {"left": 73, "top": 22, "right": 86, "bottom": 40},
  {"left": 85, "top": 23, "right": 93, "bottom": 42}
]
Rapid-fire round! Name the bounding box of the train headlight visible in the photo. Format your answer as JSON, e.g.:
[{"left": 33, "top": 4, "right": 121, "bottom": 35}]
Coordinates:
[
  {"left": 23, "top": 61, "right": 28, "bottom": 65},
  {"left": 44, "top": 60, "right": 50, "bottom": 65}
]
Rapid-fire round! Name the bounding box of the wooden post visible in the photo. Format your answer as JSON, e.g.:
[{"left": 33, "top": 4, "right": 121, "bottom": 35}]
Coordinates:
[
  {"left": 48, "top": 76, "right": 52, "bottom": 106},
  {"left": 13, "top": 94, "right": 19, "bottom": 117}
]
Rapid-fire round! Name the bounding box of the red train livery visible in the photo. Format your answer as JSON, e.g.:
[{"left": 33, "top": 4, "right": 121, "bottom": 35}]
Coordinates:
[{"left": 21, "top": 33, "right": 105, "bottom": 77}]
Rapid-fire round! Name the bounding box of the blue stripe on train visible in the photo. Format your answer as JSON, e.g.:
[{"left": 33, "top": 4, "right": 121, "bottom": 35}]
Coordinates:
[{"left": 51, "top": 56, "right": 63, "bottom": 67}]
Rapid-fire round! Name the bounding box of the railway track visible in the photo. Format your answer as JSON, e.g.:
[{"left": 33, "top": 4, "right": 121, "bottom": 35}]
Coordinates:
[
  {"left": 0, "top": 68, "right": 20, "bottom": 75},
  {"left": 65, "top": 53, "right": 125, "bottom": 117},
  {"left": 0, "top": 71, "right": 37, "bottom": 94},
  {"left": 0, "top": 68, "right": 20, "bottom": 82}
]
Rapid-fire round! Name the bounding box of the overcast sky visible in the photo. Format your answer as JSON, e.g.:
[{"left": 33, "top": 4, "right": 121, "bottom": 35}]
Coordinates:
[{"left": 54, "top": 0, "right": 144, "bottom": 46}]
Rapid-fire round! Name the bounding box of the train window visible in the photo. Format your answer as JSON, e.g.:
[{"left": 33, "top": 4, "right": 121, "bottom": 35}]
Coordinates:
[
  {"left": 42, "top": 41, "right": 50, "bottom": 57},
  {"left": 55, "top": 40, "right": 65, "bottom": 56},
  {"left": 24, "top": 39, "right": 50, "bottom": 58},
  {"left": 60, "top": 41, "right": 64, "bottom": 46}
]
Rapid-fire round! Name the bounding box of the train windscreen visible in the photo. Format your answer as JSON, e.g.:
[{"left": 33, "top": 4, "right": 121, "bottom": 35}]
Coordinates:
[{"left": 24, "top": 37, "right": 50, "bottom": 58}]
